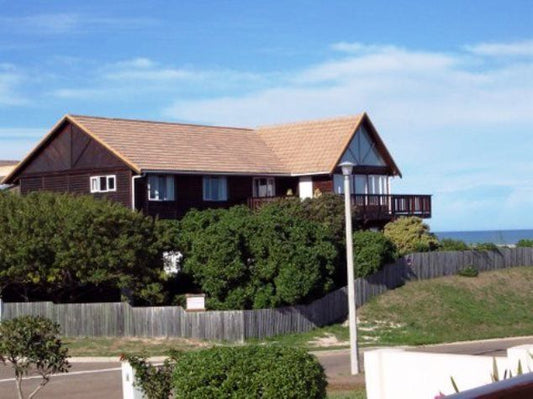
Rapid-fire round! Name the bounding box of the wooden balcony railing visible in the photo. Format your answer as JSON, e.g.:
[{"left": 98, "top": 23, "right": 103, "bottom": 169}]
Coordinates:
[
  {"left": 247, "top": 194, "right": 432, "bottom": 219},
  {"left": 351, "top": 194, "right": 432, "bottom": 219}
]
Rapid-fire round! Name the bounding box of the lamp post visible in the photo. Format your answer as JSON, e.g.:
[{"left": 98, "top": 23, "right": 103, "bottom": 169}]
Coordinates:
[{"left": 339, "top": 161, "right": 359, "bottom": 375}]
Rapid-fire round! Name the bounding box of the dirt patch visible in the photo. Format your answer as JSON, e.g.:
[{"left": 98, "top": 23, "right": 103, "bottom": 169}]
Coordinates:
[{"left": 308, "top": 333, "right": 348, "bottom": 348}]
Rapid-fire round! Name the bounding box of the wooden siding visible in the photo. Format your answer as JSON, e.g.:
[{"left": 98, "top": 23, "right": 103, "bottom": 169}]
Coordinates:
[
  {"left": 2, "top": 248, "right": 531, "bottom": 340},
  {"left": 141, "top": 175, "right": 300, "bottom": 219},
  {"left": 313, "top": 175, "right": 333, "bottom": 194},
  {"left": 16, "top": 122, "right": 133, "bottom": 208}
]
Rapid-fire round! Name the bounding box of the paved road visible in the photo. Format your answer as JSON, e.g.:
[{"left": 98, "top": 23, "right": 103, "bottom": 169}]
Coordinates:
[{"left": 0, "top": 336, "right": 531, "bottom": 398}]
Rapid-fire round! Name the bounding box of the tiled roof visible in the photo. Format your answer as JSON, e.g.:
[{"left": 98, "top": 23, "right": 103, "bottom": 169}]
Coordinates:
[
  {"left": 256, "top": 115, "right": 364, "bottom": 175},
  {"left": 5, "top": 112, "right": 396, "bottom": 183},
  {"left": 70, "top": 115, "right": 288, "bottom": 174}
]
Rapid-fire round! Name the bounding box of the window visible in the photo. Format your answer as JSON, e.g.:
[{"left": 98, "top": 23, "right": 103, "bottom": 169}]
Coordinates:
[
  {"left": 148, "top": 175, "right": 175, "bottom": 201},
  {"left": 90, "top": 175, "right": 116, "bottom": 193},
  {"left": 253, "top": 177, "right": 275, "bottom": 197},
  {"left": 203, "top": 176, "right": 228, "bottom": 201}
]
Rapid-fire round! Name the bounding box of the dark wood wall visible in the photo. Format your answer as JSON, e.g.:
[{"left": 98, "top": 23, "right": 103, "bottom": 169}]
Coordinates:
[
  {"left": 138, "top": 175, "right": 299, "bottom": 219},
  {"left": 17, "top": 122, "right": 132, "bottom": 208},
  {"left": 312, "top": 175, "right": 333, "bottom": 194}
]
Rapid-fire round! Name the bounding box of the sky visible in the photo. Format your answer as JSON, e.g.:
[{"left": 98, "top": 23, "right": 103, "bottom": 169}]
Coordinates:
[{"left": 0, "top": 0, "right": 532, "bottom": 232}]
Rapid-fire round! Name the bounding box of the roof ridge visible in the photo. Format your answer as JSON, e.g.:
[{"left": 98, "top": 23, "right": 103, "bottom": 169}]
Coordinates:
[
  {"left": 256, "top": 114, "right": 364, "bottom": 129},
  {"left": 68, "top": 114, "right": 254, "bottom": 132}
]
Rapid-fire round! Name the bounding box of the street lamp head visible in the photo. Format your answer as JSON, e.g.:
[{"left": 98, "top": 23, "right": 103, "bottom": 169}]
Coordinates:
[{"left": 339, "top": 161, "right": 355, "bottom": 176}]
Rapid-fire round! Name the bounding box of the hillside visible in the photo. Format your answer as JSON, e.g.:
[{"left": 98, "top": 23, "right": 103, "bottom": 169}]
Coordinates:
[{"left": 358, "top": 266, "right": 533, "bottom": 345}]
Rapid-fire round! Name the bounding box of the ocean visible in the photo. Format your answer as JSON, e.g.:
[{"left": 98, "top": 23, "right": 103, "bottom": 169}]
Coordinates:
[{"left": 434, "top": 229, "right": 533, "bottom": 246}]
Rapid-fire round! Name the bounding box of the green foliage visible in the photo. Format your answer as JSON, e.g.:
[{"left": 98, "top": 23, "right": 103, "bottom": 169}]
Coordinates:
[
  {"left": 121, "top": 352, "right": 180, "bottom": 399},
  {"left": 457, "top": 265, "right": 479, "bottom": 277},
  {"left": 353, "top": 231, "right": 397, "bottom": 277},
  {"left": 438, "top": 238, "right": 470, "bottom": 251},
  {"left": 179, "top": 205, "right": 337, "bottom": 309},
  {"left": 0, "top": 316, "right": 70, "bottom": 399},
  {"left": 0, "top": 191, "right": 173, "bottom": 303},
  {"left": 516, "top": 239, "right": 533, "bottom": 248},
  {"left": 472, "top": 242, "right": 499, "bottom": 251},
  {"left": 383, "top": 217, "right": 439, "bottom": 256},
  {"left": 172, "top": 345, "right": 327, "bottom": 399}
]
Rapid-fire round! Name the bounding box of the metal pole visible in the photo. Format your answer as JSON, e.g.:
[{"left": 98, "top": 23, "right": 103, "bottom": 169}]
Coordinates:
[{"left": 344, "top": 173, "right": 359, "bottom": 375}]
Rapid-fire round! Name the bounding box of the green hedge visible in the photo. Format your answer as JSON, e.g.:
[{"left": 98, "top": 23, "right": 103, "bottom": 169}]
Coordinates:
[
  {"left": 172, "top": 346, "right": 327, "bottom": 399},
  {"left": 516, "top": 239, "right": 533, "bottom": 248},
  {"left": 178, "top": 205, "right": 338, "bottom": 310},
  {"left": 353, "top": 231, "right": 397, "bottom": 277}
]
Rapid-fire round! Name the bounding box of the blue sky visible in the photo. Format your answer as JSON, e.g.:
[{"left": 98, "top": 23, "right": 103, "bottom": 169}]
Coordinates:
[{"left": 1, "top": 0, "right": 532, "bottom": 232}]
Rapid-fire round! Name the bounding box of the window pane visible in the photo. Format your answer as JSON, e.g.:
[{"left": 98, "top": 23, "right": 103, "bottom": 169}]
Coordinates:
[
  {"left": 100, "top": 176, "right": 107, "bottom": 191},
  {"left": 166, "top": 176, "right": 175, "bottom": 201},
  {"left": 107, "top": 176, "right": 115, "bottom": 190},
  {"left": 148, "top": 176, "right": 158, "bottom": 200}
]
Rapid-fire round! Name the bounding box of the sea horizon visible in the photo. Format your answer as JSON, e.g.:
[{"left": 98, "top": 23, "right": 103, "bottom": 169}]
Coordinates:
[{"left": 434, "top": 229, "right": 533, "bottom": 245}]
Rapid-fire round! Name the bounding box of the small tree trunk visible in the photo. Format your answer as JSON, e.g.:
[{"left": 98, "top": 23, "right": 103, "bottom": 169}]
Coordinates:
[{"left": 15, "top": 376, "right": 24, "bottom": 399}]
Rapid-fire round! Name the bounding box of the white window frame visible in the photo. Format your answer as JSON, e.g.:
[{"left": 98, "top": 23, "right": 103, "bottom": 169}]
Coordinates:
[
  {"left": 147, "top": 175, "right": 175, "bottom": 201},
  {"left": 203, "top": 176, "right": 228, "bottom": 202},
  {"left": 90, "top": 175, "right": 116, "bottom": 193},
  {"left": 252, "top": 177, "right": 275, "bottom": 198}
]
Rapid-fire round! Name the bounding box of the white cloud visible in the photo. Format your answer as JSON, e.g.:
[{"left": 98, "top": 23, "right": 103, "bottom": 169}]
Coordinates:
[
  {"left": 464, "top": 40, "right": 533, "bottom": 57},
  {"left": 0, "top": 13, "right": 156, "bottom": 35},
  {"left": 0, "top": 65, "right": 27, "bottom": 106}
]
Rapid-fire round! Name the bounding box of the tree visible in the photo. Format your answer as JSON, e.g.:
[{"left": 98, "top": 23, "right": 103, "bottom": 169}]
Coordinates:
[
  {"left": 353, "top": 230, "right": 397, "bottom": 277},
  {"left": 0, "top": 191, "right": 173, "bottom": 303},
  {"left": 178, "top": 205, "right": 338, "bottom": 309},
  {"left": 0, "top": 316, "right": 70, "bottom": 399},
  {"left": 383, "top": 216, "right": 439, "bottom": 256}
]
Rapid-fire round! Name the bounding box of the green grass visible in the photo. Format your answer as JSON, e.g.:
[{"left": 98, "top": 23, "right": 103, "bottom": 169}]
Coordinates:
[
  {"left": 63, "top": 267, "right": 533, "bottom": 357},
  {"left": 358, "top": 266, "right": 533, "bottom": 345}
]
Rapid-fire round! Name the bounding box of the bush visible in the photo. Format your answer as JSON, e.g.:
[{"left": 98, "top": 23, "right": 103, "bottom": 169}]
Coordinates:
[
  {"left": 457, "top": 265, "right": 479, "bottom": 277},
  {"left": 172, "top": 346, "right": 327, "bottom": 399},
  {"left": 0, "top": 316, "right": 70, "bottom": 399},
  {"left": 121, "top": 352, "right": 179, "bottom": 399},
  {"left": 0, "top": 192, "right": 173, "bottom": 303},
  {"left": 179, "top": 205, "right": 337, "bottom": 309},
  {"left": 383, "top": 217, "right": 439, "bottom": 256},
  {"left": 516, "top": 239, "right": 533, "bottom": 248},
  {"left": 353, "top": 231, "right": 397, "bottom": 277},
  {"left": 438, "top": 238, "right": 470, "bottom": 251},
  {"left": 472, "top": 242, "right": 499, "bottom": 251}
]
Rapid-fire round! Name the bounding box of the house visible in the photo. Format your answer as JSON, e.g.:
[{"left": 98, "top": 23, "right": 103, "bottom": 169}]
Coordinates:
[
  {"left": 0, "top": 161, "right": 19, "bottom": 190},
  {"left": 2, "top": 113, "right": 431, "bottom": 228}
]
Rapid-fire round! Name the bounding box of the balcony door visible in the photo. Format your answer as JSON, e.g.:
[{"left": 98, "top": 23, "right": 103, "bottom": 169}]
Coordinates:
[{"left": 253, "top": 177, "right": 275, "bottom": 197}]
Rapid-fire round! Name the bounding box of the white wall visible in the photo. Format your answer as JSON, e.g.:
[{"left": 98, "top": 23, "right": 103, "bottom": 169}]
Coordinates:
[
  {"left": 365, "top": 345, "right": 533, "bottom": 399},
  {"left": 298, "top": 176, "right": 313, "bottom": 199}
]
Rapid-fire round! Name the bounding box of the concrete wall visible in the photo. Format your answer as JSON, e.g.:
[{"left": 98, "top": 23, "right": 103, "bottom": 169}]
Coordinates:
[{"left": 364, "top": 345, "right": 533, "bottom": 399}]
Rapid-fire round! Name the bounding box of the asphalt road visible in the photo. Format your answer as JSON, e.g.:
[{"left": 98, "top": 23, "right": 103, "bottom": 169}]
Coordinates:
[{"left": 0, "top": 336, "right": 531, "bottom": 398}]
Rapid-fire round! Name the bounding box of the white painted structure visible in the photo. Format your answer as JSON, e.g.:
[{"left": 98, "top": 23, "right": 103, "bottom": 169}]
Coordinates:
[
  {"left": 121, "top": 361, "right": 144, "bottom": 399},
  {"left": 298, "top": 176, "right": 313, "bottom": 199},
  {"left": 364, "top": 345, "right": 533, "bottom": 399}
]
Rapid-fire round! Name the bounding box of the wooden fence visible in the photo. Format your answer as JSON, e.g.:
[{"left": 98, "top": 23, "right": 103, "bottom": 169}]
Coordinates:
[{"left": 2, "top": 247, "right": 532, "bottom": 341}]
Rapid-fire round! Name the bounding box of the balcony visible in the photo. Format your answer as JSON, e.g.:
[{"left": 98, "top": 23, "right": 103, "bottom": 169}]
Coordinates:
[{"left": 247, "top": 194, "right": 432, "bottom": 220}]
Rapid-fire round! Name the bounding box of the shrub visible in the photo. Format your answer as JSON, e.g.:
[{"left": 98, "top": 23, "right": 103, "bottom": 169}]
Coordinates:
[
  {"left": 438, "top": 238, "right": 470, "bottom": 251},
  {"left": 457, "top": 265, "right": 479, "bottom": 277},
  {"left": 472, "top": 242, "right": 499, "bottom": 251},
  {"left": 121, "top": 352, "right": 179, "bottom": 399},
  {"left": 383, "top": 217, "right": 439, "bottom": 256},
  {"left": 353, "top": 231, "right": 397, "bottom": 277},
  {"left": 516, "top": 239, "right": 533, "bottom": 248},
  {"left": 172, "top": 345, "right": 327, "bottom": 399},
  {"left": 0, "top": 316, "right": 70, "bottom": 399},
  {"left": 179, "top": 205, "right": 337, "bottom": 309},
  {"left": 0, "top": 191, "right": 172, "bottom": 303}
]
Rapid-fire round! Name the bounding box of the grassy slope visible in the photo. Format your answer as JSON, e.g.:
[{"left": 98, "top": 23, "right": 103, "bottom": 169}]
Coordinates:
[{"left": 358, "top": 266, "right": 533, "bottom": 345}]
